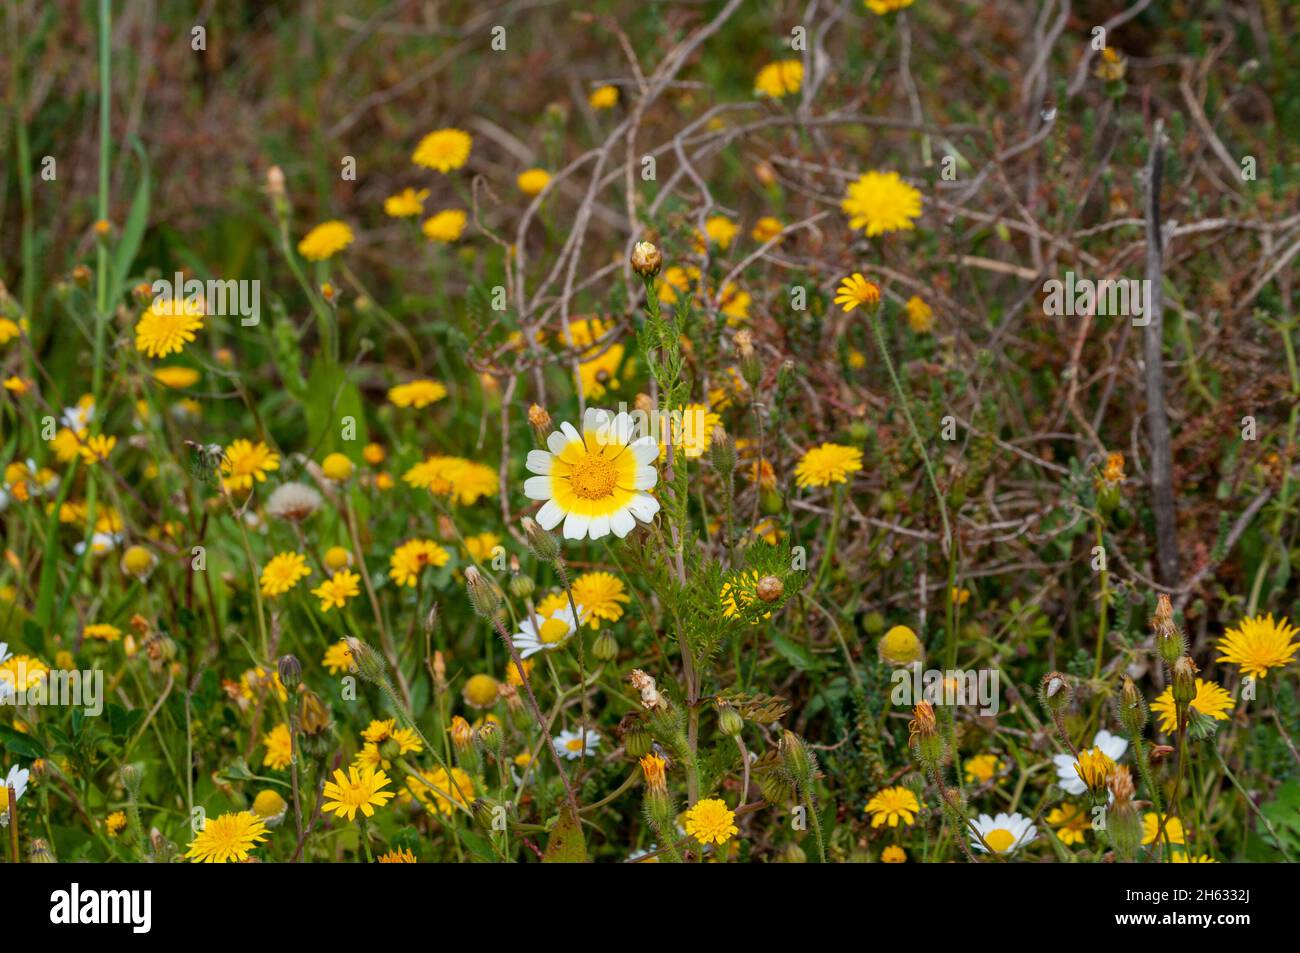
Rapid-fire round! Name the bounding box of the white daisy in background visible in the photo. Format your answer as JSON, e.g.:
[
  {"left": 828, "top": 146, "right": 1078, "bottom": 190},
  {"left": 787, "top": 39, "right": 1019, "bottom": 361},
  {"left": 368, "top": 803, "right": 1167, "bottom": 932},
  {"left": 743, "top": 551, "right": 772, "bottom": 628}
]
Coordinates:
[
  {"left": 970, "top": 812, "right": 1037, "bottom": 854},
  {"left": 554, "top": 727, "right": 601, "bottom": 760},
  {"left": 0, "top": 764, "right": 30, "bottom": 826},
  {"left": 75, "top": 531, "right": 122, "bottom": 556},
  {"left": 512, "top": 604, "right": 586, "bottom": 658},
  {"left": 61, "top": 399, "right": 94, "bottom": 433},
  {"left": 1053, "top": 728, "right": 1128, "bottom": 795},
  {"left": 524, "top": 407, "right": 660, "bottom": 540}
]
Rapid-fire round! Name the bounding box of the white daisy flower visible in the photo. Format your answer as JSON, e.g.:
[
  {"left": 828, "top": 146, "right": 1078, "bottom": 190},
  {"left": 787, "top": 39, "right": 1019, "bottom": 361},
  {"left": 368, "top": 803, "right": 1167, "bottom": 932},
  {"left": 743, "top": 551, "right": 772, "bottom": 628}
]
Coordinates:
[
  {"left": 554, "top": 727, "right": 600, "bottom": 760},
  {"left": 1053, "top": 728, "right": 1128, "bottom": 795},
  {"left": 970, "top": 811, "right": 1037, "bottom": 854},
  {"left": 0, "top": 764, "right": 30, "bottom": 826},
  {"left": 512, "top": 603, "right": 585, "bottom": 658},
  {"left": 61, "top": 400, "right": 94, "bottom": 433},
  {"left": 75, "top": 531, "right": 122, "bottom": 556},
  {"left": 524, "top": 407, "right": 660, "bottom": 541}
]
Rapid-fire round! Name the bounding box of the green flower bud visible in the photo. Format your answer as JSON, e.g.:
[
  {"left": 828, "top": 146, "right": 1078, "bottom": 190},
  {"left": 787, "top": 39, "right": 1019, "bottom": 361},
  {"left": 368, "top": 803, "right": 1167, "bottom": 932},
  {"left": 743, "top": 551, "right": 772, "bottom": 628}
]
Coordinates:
[
  {"left": 521, "top": 516, "right": 561, "bottom": 563},
  {"left": 718, "top": 703, "right": 744, "bottom": 738},
  {"left": 592, "top": 630, "right": 618, "bottom": 662},
  {"left": 464, "top": 566, "right": 502, "bottom": 619}
]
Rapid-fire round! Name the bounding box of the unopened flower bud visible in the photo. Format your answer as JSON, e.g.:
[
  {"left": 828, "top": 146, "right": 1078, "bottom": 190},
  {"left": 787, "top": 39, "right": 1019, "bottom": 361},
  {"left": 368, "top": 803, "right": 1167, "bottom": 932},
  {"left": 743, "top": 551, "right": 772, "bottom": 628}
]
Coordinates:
[
  {"left": 878, "top": 625, "right": 924, "bottom": 667},
  {"left": 631, "top": 241, "right": 662, "bottom": 279},
  {"left": 718, "top": 703, "right": 744, "bottom": 738},
  {"left": 465, "top": 566, "right": 502, "bottom": 618},
  {"left": 592, "top": 630, "right": 618, "bottom": 662},
  {"left": 277, "top": 654, "right": 302, "bottom": 691},
  {"left": 1118, "top": 675, "right": 1148, "bottom": 733},
  {"left": 1039, "top": 671, "right": 1073, "bottom": 715},
  {"left": 509, "top": 573, "right": 536, "bottom": 600},
  {"left": 780, "top": 729, "right": 815, "bottom": 789},
  {"left": 710, "top": 430, "right": 737, "bottom": 475},
  {"left": 345, "top": 637, "right": 388, "bottom": 684},
  {"left": 520, "top": 516, "right": 561, "bottom": 563}
]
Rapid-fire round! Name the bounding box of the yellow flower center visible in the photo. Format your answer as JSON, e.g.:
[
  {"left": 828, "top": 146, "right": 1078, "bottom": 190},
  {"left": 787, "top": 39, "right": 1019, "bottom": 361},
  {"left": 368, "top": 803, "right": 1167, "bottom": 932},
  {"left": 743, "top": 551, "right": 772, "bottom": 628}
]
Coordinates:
[
  {"left": 565, "top": 738, "right": 584, "bottom": 752},
  {"left": 540, "top": 617, "right": 570, "bottom": 644},
  {"left": 984, "top": 828, "right": 1015, "bottom": 852},
  {"left": 569, "top": 452, "right": 618, "bottom": 500}
]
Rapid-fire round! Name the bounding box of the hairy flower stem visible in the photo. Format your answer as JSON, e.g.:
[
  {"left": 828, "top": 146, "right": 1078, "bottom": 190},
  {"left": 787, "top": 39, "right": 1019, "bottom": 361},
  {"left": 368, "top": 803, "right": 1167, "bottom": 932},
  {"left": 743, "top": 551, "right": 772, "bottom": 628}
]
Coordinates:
[
  {"left": 1131, "top": 733, "right": 1170, "bottom": 853},
  {"left": 797, "top": 780, "right": 827, "bottom": 863},
  {"left": 488, "top": 615, "right": 581, "bottom": 815}
]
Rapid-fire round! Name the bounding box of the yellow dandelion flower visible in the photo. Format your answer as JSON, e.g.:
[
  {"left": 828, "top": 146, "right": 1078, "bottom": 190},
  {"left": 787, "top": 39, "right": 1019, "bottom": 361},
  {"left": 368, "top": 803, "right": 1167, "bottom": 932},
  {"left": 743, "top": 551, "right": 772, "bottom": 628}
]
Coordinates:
[
  {"left": 1046, "top": 803, "right": 1090, "bottom": 846},
  {"left": 311, "top": 569, "right": 361, "bottom": 612},
  {"left": 405, "top": 765, "right": 473, "bottom": 816},
  {"left": 1143, "top": 813, "right": 1185, "bottom": 846},
  {"left": 412, "top": 127, "right": 472, "bottom": 172},
  {"left": 389, "top": 538, "right": 450, "bottom": 587},
  {"left": 1171, "top": 851, "right": 1217, "bottom": 863},
  {"left": 0, "top": 318, "right": 22, "bottom": 345},
  {"left": 841, "top": 170, "right": 923, "bottom": 236},
  {"left": 462, "top": 532, "right": 502, "bottom": 564},
  {"left": 864, "top": 786, "right": 921, "bottom": 827},
  {"left": 881, "top": 845, "right": 907, "bottom": 863},
  {"left": 322, "top": 766, "right": 395, "bottom": 821},
  {"left": 152, "top": 366, "right": 200, "bottom": 388},
  {"left": 834, "top": 273, "right": 880, "bottom": 312},
  {"left": 388, "top": 378, "right": 448, "bottom": 408},
  {"left": 517, "top": 168, "right": 551, "bottom": 195},
  {"left": 701, "top": 216, "right": 738, "bottom": 251},
  {"left": 297, "top": 220, "right": 354, "bottom": 261},
  {"left": 105, "top": 811, "right": 127, "bottom": 837},
  {"left": 570, "top": 571, "right": 630, "bottom": 629},
  {"left": 795, "top": 443, "right": 863, "bottom": 488},
  {"left": 185, "top": 811, "right": 268, "bottom": 863},
  {"left": 384, "top": 187, "right": 429, "bottom": 218},
  {"left": 589, "top": 84, "right": 619, "bottom": 109},
  {"left": 661, "top": 403, "right": 721, "bottom": 459},
  {"left": 83, "top": 623, "right": 121, "bottom": 642},
  {"left": 1073, "top": 747, "right": 1116, "bottom": 794},
  {"left": 751, "top": 216, "right": 784, "bottom": 243},
  {"left": 964, "top": 753, "right": 1003, "bottom": 785},
  {"left": 260, "top": 552, "right": 311, "bottom": 597},
  {"left": 754, "top": 59, "right": 803, "bottom": 98},
  {"left": 78, "top": 434, "right": 115, "bottom": 464},
  {"left": 322, "top": 640, "right": 355, "bottom": 674},
  {"left": 720, "top": 569, "right": 772, "bottom": 623},
  {"left": 905, "top": 296, "right": 934, "bottom": 333},
  {"left": 221, "top": 439, "right": 280, "bottom": 492},
  {"left": 135, "top": 297, "right": 204, "bottom": 359},
  {"left": 422, "top": 209, "right": 467, "bottom": 243},
  {"left": 261, "top": 722, "right": 293, "bottom": 770},
  {"left": 865, "top": 0, "right": 914, "bottom": 13},
  {"left": 1216, "top": 614, "right": 1300, "bottom": 679},
  {"left": 683, "top": 797, "right": 738, "bottom": 845},
  {"left": 1150, "top": 678, "right": 1234, "bottom": 734},
  {"left": 379, "top": 848, "right": 418, "bottom": 863}
]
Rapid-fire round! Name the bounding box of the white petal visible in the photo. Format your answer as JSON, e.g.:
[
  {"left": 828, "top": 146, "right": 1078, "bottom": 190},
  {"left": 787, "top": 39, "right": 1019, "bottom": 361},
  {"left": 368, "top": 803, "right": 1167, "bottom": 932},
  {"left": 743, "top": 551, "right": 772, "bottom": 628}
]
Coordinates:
[
  {"left": 536, "top": 499, "right": 566, "bottom": 529},
  {"left": 524, "top": 476, "right": 552, "bottom": 501},
  {"left": 589, "top": 514, "right": 611, "bottom": 539},
  {"left": 627, "top": 493, "right": 660, "bottom": 522},
  {"left": 547, "top": 430, "right": 572, "bottom": 455},
  {"left": 630, "top": 437, "right": 660, "bottom": 463},
  {"left": 610, "top": 509, "right": 636, "bottom": 538},
  {"left": 526, "top": 450, "right": 553, "bottom": 475},
  {"left": 633, "top": 465, "right": 658, "bottom": 490},
  {"left": 563, "top": 511, "right": 591, "bottom": 539},
  {"left": 560, "top": 421, "right": 582, "bottom": 446}
]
